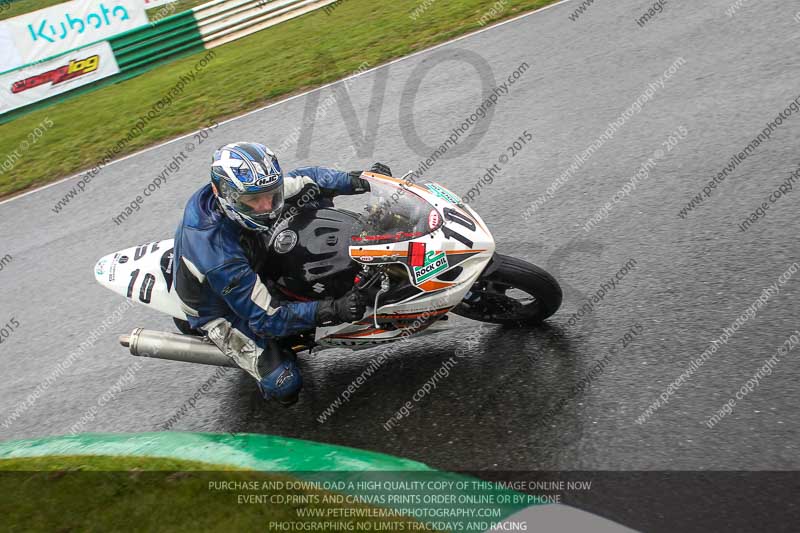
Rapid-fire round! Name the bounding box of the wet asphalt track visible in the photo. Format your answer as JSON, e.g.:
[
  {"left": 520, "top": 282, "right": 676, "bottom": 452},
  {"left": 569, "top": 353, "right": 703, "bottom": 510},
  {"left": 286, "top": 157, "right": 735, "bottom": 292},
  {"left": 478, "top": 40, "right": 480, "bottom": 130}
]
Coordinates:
[{"left": 1, "top": 0, "right": 799, "bottom": 481}]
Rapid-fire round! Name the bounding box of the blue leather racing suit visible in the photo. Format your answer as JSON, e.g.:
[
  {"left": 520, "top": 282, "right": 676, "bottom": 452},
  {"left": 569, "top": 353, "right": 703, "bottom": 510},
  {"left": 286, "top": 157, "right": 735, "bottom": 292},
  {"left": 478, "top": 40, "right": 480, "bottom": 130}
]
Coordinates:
[{"left": 173, "top": 167, "right": 355, "bottom": 387}]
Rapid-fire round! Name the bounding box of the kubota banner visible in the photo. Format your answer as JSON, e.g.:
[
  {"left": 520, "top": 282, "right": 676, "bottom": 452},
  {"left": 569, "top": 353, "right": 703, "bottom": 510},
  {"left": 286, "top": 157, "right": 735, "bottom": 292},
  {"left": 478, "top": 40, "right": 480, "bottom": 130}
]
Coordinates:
[
  {"left": 0, "top": 41, "right": 120, "bottom": 113},
  {"left": 0, "top": 0, "right": 146, "bottom": 72}
]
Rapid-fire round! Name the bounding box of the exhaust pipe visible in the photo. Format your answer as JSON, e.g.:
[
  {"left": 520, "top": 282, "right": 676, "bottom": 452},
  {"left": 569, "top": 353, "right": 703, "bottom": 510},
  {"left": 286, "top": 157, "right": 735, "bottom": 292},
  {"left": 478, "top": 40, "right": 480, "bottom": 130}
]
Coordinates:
[{"left": 120, "top": 328, "right": 239, "bottom": 368}]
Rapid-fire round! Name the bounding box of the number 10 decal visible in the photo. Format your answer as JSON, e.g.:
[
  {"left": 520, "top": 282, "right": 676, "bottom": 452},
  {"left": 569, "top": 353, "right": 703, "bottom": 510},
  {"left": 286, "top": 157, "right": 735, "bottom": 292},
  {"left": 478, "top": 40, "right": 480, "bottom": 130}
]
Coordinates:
[
  {"left": 127, "top": 269, "right": 156, "bottom": 304},
  {"left": 441, "top": 207, "right": 475, "bottom": 248}
]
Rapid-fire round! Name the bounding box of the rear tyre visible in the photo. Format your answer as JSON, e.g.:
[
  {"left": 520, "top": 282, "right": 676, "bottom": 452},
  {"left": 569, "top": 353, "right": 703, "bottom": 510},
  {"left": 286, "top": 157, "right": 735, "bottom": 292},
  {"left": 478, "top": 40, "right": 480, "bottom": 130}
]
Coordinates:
[{"left": 452, "top": 253, "right": 562, "bottom": 327}]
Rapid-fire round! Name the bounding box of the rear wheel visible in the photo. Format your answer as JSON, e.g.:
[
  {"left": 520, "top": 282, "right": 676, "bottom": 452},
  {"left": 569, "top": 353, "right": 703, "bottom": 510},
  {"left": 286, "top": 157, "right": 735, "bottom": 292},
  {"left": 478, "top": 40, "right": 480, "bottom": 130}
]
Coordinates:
[{"left": 452, "top": 253, "right": 562, "bottom": 326}]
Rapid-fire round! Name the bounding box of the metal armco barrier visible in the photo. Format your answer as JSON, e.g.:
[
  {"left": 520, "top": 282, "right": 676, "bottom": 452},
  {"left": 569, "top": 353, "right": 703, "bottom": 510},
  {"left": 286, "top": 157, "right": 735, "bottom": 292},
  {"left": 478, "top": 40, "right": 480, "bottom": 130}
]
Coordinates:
[
  {"left": 195, "top": 0, "right": 336, "bottom": 49},
  {"left": 0, "top": 0, "right": 337, "bottom": 122}
]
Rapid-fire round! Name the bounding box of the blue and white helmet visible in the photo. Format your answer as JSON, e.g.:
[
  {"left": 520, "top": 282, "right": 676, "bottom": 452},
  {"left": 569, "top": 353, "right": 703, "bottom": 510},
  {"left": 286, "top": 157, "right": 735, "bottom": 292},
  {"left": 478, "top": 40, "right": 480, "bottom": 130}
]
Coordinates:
[{"left": 210, "top": 142, "right": 284, "bottom": 231}]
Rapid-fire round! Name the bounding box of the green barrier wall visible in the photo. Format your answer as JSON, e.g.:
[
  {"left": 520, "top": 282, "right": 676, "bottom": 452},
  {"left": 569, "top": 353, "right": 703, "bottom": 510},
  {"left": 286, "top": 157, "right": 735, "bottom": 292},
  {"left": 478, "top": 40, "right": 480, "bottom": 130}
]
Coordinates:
[
  {"left": 111, "top": 11, "right": 205, "bottom": 74},
  {"left": 0, "top": 432, "right": 433, "bottom": 471},
  {"left": 0, "top": 432, "right": 540, "bottom": 532}
]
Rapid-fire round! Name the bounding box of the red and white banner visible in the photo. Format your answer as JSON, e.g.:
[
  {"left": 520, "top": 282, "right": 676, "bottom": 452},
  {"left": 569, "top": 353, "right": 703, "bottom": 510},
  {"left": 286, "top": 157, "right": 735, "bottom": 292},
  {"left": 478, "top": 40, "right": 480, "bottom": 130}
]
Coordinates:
[
  {"left": 0, "top": 0, "right": 146, "bottom": 72},
  {"left": 0, "top": 41, "right": 120, "bottom": 114}
]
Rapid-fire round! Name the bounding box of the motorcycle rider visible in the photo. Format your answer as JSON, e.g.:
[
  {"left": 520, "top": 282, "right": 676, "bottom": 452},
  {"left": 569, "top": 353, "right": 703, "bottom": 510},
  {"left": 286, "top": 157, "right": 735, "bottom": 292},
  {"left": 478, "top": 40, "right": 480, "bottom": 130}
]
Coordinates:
[{"left": 174, "top": 141, "right": 392, "bottom": 405}]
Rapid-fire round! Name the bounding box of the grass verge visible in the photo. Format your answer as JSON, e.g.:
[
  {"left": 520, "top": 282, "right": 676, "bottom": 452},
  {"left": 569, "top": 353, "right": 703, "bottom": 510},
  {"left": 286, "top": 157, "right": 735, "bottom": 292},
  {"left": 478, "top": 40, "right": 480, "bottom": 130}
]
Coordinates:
[
  {"left": 0, "top": 0, "right": 67, "bottom": 21},
  {"left": 0, "top": 0, "right": 560, "bottom": 198},
  {"left": 0, "top": 455, "right": 424, "bottom": 531}
]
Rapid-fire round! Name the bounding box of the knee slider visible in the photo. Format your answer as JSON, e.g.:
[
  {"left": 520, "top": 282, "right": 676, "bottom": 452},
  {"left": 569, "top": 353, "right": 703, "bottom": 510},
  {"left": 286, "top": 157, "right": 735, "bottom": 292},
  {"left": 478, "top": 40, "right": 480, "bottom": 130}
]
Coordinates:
[
  {"left": 257, "top": 343, "right": 302, "bottom": 404},
  {"left": 259, "top": 359, "right": 302, "bottom": 404}
]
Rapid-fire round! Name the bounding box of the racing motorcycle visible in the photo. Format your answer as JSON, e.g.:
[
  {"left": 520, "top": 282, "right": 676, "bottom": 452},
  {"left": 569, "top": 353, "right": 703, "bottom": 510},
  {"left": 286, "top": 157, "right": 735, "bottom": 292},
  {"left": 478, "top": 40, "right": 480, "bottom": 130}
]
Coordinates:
[{"left": 94, "top": 172, "right": 562, "bottom": 368}]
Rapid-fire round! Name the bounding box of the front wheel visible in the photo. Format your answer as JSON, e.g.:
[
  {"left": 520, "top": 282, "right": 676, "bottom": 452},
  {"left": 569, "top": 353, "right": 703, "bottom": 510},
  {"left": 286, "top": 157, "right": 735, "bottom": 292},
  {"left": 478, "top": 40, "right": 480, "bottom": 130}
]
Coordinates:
[{"left": 451, "top": 253, "right": 562, "bottom": 326}]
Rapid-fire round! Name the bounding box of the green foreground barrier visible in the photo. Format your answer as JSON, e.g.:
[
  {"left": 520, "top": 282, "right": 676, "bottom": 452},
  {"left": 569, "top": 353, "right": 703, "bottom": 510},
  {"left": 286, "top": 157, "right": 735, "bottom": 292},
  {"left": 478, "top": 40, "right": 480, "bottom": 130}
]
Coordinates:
[{"left": 0, "top": 432, "right": 544, "bottom": 532}]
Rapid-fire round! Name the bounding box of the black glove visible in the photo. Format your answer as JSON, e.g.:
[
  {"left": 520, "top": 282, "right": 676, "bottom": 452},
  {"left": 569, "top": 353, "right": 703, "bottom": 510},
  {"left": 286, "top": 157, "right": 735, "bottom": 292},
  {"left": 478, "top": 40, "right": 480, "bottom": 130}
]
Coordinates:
[
  {"left": 348, "top": 170, "right": 370, "bottom": 194},
  {"left": 316, "top": 289, "right": 367, "bottom": 326},
  {"left": 348, "top": 164, "right": 391, "bottom": 195},
  {"left": 369, "top": 162, "right": 392, "bottom": 177}
]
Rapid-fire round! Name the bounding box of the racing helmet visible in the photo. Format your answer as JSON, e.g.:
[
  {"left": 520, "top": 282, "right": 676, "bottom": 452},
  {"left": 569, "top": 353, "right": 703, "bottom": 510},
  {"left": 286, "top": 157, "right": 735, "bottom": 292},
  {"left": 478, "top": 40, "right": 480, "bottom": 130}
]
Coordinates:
[{"left": 210, "top": 142, "right": 285, "bottom": 231}]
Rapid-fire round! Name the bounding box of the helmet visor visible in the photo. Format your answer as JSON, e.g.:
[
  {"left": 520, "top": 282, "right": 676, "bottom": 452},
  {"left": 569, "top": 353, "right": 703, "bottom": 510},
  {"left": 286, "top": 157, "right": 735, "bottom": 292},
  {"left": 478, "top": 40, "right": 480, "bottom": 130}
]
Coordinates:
[{"left": 234, "top": 188, "right": 285, "bottom": 221}]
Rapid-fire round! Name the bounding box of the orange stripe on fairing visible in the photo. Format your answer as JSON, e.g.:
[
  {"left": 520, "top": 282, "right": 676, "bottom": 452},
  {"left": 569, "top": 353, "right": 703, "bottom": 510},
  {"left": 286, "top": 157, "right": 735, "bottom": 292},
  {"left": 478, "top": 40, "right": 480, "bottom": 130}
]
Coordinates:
[
  {"left": 355, "top": 308, "right": 450, "bottom": 325},
  {"left": 351, "top": 249, "right": 485, "bottom": 258},
  {"left": 418, "top": 280, "right": 455, "bottom": 292},
  {"left": 331, "top": 329, "right": 389, "bottom": 339},
  {"left": 351, "top": 250, "right": 409, "bottom": 257},
  {"left": 378, "top": 308, "right": 450, "bottom": 320},
  {"left": 445, "top": 249, "right": 487, "bottom": 255}
]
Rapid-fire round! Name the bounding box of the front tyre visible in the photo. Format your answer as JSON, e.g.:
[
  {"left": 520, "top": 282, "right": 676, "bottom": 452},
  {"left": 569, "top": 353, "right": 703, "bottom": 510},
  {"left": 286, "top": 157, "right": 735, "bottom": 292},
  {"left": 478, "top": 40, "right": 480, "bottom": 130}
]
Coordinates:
[{"left": 452, "top": 253, "right": 562, "bottom": 326}]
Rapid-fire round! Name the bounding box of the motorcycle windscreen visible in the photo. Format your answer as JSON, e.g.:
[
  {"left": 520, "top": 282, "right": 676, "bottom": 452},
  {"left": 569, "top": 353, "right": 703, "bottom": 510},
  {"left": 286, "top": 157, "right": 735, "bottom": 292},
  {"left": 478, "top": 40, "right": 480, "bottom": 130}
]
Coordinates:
[{"left": 348, "top": 177, "right": 443, "bottom": 246}]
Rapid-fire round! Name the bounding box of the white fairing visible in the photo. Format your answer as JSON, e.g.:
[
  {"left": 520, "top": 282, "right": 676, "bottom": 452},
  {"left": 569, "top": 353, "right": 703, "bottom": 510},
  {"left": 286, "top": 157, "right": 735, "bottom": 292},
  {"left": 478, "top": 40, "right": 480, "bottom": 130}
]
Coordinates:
[
  {"left": 316, "top": 174, "right": 495, "bottom": 348},
  {"left": 94, "top": 240, "right": 186, "bottom": 319}
]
